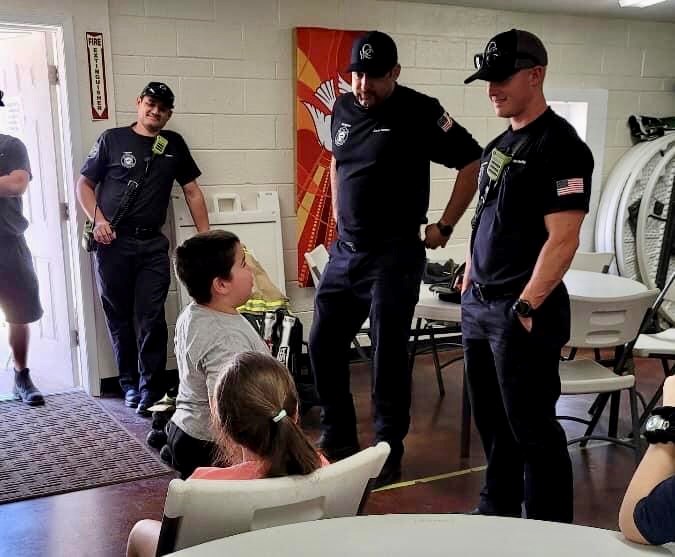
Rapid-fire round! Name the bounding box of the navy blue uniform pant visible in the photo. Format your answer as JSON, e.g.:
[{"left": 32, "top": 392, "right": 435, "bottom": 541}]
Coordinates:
[
  {"left": 309, "top": 239, "right": 425, "bottom": 456},
  {"left": 94, "top": 233, "right": 170, "bottom": 398},
  {"left": 462, "top": 284, "right": 573, "bottom": 523}
]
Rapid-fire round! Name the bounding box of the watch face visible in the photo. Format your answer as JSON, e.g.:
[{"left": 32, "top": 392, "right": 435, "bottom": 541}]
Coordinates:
[
  {"left": 646, "top": 415, "right": 669, "bottom": 432},
  {"left": 514, "top": 300, "right": 532, "bottom": 317}
]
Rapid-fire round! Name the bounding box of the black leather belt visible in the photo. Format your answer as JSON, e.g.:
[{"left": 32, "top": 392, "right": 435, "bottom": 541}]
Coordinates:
[
  {"left": 115, "top": 225, "right": 161, "bottom": 239},
  {"left": 472, "top": 282, "right": 520, "bottom": 302}
]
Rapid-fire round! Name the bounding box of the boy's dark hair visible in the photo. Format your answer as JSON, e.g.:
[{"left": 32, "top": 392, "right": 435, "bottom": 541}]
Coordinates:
[
  {"left": 212, "top": 352, "right": 321, "bottom": 478},
  {"left": 174, "top": 230, "right": 240, "bottom": 304}
]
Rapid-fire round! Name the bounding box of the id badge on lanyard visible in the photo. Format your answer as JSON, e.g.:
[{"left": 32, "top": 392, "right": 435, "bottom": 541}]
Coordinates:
[{"left": 470, "top": 147, "right": 513, "bottom": 230}]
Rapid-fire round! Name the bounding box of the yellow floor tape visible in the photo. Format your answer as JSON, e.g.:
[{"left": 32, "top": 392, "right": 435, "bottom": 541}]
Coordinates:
[
  {"left": 372, "top": 439, "right": 619, "bottom": 493},
  {"left": 373, "top": 465, "right": 487, "bottom": 492}
]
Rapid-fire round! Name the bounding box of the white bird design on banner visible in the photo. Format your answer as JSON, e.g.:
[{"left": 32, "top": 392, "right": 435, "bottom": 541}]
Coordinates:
[{"left": 302, "top": 75, "right": 351, "bottom": 151}]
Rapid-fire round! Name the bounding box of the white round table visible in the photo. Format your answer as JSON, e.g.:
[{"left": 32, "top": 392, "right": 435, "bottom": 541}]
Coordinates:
[
  {"left": 166, "top": 514, "right": 673, "bottom": 556},
  {"left": 563, "top": 269, "right": 648, "bottom": 300},
  {"left": 415, "top": 284, "right": 461, "bottom": 322},
  {"left": 417, "top": 270, "right": 649, "bottom": 321}
]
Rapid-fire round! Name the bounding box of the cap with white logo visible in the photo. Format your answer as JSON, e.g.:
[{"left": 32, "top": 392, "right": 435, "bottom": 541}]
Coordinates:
[{"left": 347, "top": 31, "right": 398, "bottom": 78}]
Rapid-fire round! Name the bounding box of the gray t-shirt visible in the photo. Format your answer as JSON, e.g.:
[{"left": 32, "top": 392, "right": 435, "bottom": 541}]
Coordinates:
[
  {"left": 171, "top": 303, "right": 269, "bottom": 441},
  {"left": 0, "top": 134, "right": 32, "bottom": 236}
]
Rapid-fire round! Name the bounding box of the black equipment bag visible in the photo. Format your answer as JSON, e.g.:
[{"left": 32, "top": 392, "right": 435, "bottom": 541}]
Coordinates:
[
  {"left": 428, "top": 261, "right": 466, "bottom": 304},
  {"left": 241, "top": 309, "right": 319, "bottom": 412}
]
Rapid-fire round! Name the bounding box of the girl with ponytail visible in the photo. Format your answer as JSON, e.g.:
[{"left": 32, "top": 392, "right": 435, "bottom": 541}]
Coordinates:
[
  {"left": 198, "top": 351, "right": 326, "bottom": 479},
  {"left": 127, "top": 352, "right": 328, "bottom": 557}
]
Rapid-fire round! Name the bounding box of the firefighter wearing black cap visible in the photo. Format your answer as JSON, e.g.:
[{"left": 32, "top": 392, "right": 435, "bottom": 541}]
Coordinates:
[
  {"left": 309, "top": 30, "right": 482, "bottom": 486},
  {"left": 461, "top": 29, "right": 593, "bottom": 522},
  {"left": 0, "top": 89, "right": 45, "bottom": 406},
  {"left": 76, "top": 82, "right": 209, "bottom": 415}
]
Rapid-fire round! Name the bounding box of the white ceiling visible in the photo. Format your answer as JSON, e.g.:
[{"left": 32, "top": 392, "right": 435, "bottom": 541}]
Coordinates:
[{"left": 399, "top": 0, "right": 675, "bottom": 22}]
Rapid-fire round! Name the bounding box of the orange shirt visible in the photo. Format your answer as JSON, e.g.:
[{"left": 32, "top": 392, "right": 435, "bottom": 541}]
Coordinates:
[{"left": 190, "top": 454, "right": 330, "bottom": 480}]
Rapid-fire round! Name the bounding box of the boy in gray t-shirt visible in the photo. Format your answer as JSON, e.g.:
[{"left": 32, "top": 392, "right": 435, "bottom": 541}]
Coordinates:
[{"left": 165, "top": 230, "right": 268, "bottom": 478}]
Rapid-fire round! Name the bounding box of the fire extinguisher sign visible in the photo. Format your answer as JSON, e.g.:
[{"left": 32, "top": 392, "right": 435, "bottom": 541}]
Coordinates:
[{"left": 86, "top": 32, "right": 109, "bottom": 121}]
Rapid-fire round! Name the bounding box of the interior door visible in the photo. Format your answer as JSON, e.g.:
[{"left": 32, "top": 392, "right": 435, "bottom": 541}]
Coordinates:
[{"left": 0, "top": 31, "right": 73, "bottom": 386}]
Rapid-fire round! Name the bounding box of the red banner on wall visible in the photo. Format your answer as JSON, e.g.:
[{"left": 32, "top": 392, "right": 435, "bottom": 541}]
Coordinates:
[
  {"left": 86, "top": 32, "right": 109, "bottom": 121},
  {"left": 295, "top": 27, "right": 364, "bottom": 287}
]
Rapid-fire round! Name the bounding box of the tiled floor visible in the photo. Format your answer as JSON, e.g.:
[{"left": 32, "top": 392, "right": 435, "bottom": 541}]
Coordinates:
[{"left": 0, "top": 349, "right": 666, "bottom": 557}]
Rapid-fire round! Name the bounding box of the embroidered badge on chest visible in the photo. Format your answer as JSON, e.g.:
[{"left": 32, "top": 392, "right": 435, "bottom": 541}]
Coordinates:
[
  {"left": 87, "top": 142, "right": 99, "bottom": 159},
  {"left": 334, "top": 124, "right": 350, "bottom": 147},
  {"left": 121, "top": 151, "right": 136, "bottom": 169}
]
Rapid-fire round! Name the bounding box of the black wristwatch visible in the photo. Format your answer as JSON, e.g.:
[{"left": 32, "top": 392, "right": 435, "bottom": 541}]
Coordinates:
[
  {"left": 512, "top": 298, "right": 534, "bottom": 318},
  {"left": 436, "top": 221, "right": 454, "bottom": 237},
  {"left": 644, "top": 406, "right": 675, "bottom": 444}
]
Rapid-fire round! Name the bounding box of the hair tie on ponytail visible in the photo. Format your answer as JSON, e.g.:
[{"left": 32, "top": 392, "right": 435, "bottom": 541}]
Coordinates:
[{"left": 272, "top": 409, "right": 287, "bottom": 423}]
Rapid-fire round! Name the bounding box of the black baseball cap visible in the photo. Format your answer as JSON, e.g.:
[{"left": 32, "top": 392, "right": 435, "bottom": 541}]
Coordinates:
[
  {"left": 139, "top": 82, "right": 175, "bottom": 108},
  {"left": 347, "top": 31, "right": 398, "bottom": 78},
  {"left": 464, "top": 29, "right": 548, "bottom": 84},
  {"left": 0, "top": 90, "right": 4, "bottom": 107}
]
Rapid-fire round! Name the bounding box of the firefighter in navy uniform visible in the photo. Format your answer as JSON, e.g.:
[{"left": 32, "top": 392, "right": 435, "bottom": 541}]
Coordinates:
[
  {"left": 309, "top": 31, "right": 482, "bottom": 486},
  {"left": 76, "top": 82, "right": 209, "bottom": 416},
  {"left": 461, "top": 30, "right": 594, "bottom": 522}
]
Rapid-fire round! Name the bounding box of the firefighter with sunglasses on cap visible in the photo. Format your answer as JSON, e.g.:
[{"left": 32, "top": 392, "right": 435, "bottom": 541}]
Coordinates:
[
  {"left": 76, "top": 82, "right": 209, "bottom": 416},
  {"left": 461, "top": 29, "right": 593, "bottom": 522}
]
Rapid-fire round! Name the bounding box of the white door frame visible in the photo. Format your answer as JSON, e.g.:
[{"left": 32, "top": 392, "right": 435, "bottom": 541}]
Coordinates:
[{"left": 0, "top": 12, "right": 100, "bottom": 395}]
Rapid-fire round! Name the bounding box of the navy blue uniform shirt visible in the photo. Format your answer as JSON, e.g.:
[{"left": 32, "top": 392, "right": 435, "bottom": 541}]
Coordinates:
[
  {"left": 330, "top": 84, "right": 481, "bottom": 246},
  {"left": 634, "top": 475, "right": 675, "bottom": 545},
  {"left": 470, "top": 108, "right": 593, "bottom": 289},
  {"left": 80, "top": 125, "right": 200, "bottom": 229}
]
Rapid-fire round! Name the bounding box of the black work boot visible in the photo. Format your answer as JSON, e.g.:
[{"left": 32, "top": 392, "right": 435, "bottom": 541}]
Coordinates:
[
  {"left": 317, "top": 433, "right": 360, "bottom": 462},
  {"left": 13, "top": 368, "right": 45, "bottom": 406}
]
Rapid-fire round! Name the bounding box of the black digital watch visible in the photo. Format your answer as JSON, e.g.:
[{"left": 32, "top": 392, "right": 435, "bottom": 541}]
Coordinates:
[
  {"left": 512, "top": 298, "right": 533, "bottom": 318},
  {"left": 644, "top": 406, "right": 675, "bottom": 444}
]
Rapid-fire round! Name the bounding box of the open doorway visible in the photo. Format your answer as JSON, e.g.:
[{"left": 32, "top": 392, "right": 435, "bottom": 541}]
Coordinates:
[{"left": 0, "top": 26, "right": 77, "bottom": 397}]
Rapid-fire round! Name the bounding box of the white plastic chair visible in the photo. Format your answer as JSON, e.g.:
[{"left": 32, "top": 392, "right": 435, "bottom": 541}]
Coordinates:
[
  {"left": 569, "top": 251, "right": 615, "bottom": 274},
  {"left": 304, "top": 244, "right": 371, "bottom": 363},
  {"left": 155, "top": 442, "right": 390, "bottom": 556},
  {"left": 558, "top": 289, "right": 659, "bottom": 460},
  {"left": 567, "top": 251, "right": 615, "bottom": 362}
]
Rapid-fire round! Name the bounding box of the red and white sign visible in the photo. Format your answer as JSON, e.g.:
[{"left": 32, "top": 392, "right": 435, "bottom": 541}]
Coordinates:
[{"left": 86, "top": 32, "right": 109, "bottom": 120}]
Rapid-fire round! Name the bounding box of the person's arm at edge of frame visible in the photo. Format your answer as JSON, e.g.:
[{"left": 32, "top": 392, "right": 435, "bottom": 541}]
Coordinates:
[
  {"left": 619, "top": 376, "right": 675, "bottom": 544},
  {"left": 76, "top": 174, "right": 116, "bottom": 244},
  {"left": 0, "top": 169, "right": 29, "bottom": 197},
  {"left": 330, "top": 155, "right": 338, "bottom": 223},
  {"left": 517, "top": 209, "right": 585, "bottom": 330},
  {"left": 425, "top": 159, "right": 480, "bottom": 249},
  {"left": 182, "top": 180, "right": 210, "bottom": 233}
]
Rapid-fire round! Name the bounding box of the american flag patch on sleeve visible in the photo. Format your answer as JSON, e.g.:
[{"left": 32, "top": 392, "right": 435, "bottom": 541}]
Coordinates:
[
  {"left": 437, "top": 111, "right": 453, "bottom": 132},
  {"left": 556, "top": 178, "right": 584, "bottom": 196}
]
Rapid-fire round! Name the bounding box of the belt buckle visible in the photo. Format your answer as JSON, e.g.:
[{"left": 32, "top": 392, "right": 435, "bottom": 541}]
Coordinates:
[
  {"left": 343, "top": 241, "right": 356, "bottom": 252},
  {"left": 473, "top": 283, "right": 486, "bottom": 302}
]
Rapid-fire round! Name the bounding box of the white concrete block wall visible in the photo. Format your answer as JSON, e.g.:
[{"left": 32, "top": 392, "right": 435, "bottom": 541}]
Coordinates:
[{"left": 107, "top": 0, "right": 675, "bottom": 331}]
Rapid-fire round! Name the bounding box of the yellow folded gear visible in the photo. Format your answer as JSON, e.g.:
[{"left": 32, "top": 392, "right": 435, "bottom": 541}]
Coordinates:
[
  {"left": 237, "top": 247, "right": 289, "bottom": 314},
  {"left": 147, "top": 393, "right": 176, "bottom": 413}
]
